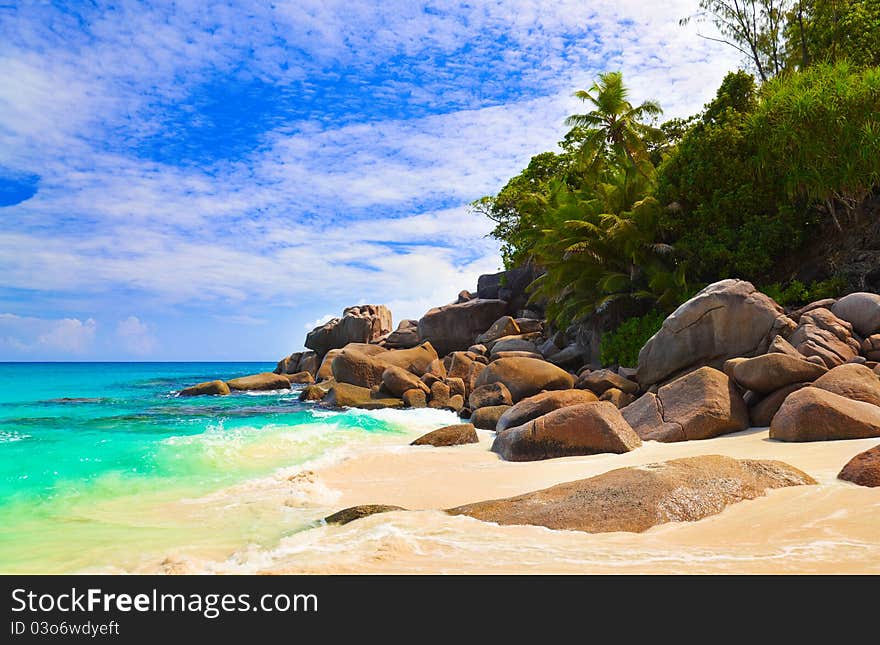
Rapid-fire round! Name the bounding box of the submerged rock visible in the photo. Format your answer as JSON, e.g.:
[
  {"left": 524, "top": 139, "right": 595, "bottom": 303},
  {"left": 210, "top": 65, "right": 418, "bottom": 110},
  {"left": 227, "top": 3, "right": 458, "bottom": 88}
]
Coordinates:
[
  {"left": 448, "top": 455, "right": 815, "bottom": 533},
  {"left": 324, "top": 505, "right": 406, "bottom": 526}
]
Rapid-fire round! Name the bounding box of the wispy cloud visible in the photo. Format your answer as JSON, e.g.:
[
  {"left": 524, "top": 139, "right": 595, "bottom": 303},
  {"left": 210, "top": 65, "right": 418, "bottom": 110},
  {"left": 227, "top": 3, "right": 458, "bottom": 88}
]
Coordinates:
[{"left": 0, "top": 1, "right": 741, "bottom": 359}]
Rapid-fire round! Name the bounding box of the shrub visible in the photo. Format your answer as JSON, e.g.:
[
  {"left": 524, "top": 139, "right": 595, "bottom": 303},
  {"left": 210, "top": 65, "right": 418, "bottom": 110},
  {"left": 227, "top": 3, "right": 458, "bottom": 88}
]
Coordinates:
[{"left": 599, "top": 310, "right": 667, "bottom": 367}]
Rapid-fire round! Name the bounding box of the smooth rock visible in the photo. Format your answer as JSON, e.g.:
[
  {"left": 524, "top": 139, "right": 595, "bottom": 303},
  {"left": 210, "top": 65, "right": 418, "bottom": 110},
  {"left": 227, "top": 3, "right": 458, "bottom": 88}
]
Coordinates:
[
  {"left": 731, "top": 353, "right": 827, "bottom": 394},
  {"left": 411, "top": 423, "right": 478, "bottom": 447},
  {"left": 469, "top": 382, "right": 513, "bottom": 409},
  {"left": 637, "top": 279, "right": 795, "bottom": 387},
  {"left": 576, "top": 368, "right": 639, "bottom": 395},
  {"left": 324, "top": 505, "right": 406, "bottom": 525},
  {"left": 226, "top": 373, "right": 291, "bottom": 391},
  {"left": 769, "top": 387, "right": 880, "bottom": 441},
  {"left": 476, "top": 316, "right": 521, "bottom": 345},
  {"left": 497, "top": 389, "right": 599, "bottom": 433},
  {"left": 283, "top": 371, "right": 315, "bottom": 385},
  {"left": 749, "top": 382, "right": 808, "bottom": 427},
  {"left": 474, "top": 357, "right": 575, "bottom": 402},
  {"left": 382, "top": 365, "right": 429, "bottom": 397},
  {"left": 418, "top": 299, "right": 509, "bottom": 357},
  {"left": 838, "top": 445, "right": 880, "bottom": 487},
  {"left": 325, "top": 382, "right": 403, "bottom": 409},
  {"left": 305, "top": 305, "right": 393, "bottom": 356},
  {"left": 402, "top": 388, "right": 427, "bottom": 408},
  {"left": 491, "top": 402, "right": 641, "bottom": 462},
  {"left": 831, "top": 292, "right": 880, "bottom": 336},
  {"left": 448, "top": 456, "right": 815, "bottom": 533},
  {"left": 471, "top": 405, "right": 511, "bottom": 430},
  {"left": 178, "top": 380, "right": 230, "bottom": 397},
  {"left": 811, "top": 363, "right": 880, "bottom": 406},
  {"left": 600, "top": 388, "right": 636, "bottom": 408}
]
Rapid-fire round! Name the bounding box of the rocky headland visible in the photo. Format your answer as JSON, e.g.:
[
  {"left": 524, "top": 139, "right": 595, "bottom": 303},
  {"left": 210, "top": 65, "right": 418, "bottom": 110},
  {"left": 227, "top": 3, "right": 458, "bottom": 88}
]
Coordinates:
[{"left": 178, "top": 272, "right": 880, "bottom": 535}]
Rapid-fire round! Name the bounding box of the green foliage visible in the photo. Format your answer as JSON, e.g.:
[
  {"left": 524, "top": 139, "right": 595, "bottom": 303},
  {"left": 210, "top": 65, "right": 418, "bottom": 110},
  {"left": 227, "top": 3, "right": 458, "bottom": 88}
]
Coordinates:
[
  {"left": 785, "top": 0, "right": 880, "bottom": 69},
  {"left": 599, "top": 310, "right": 667, "bottom": 368},
  {"left": 750, "top": 61, "right": 880, "bottom": 220},
  {"left": 761, "top": 277, "right": 849, "bottom": 305}
]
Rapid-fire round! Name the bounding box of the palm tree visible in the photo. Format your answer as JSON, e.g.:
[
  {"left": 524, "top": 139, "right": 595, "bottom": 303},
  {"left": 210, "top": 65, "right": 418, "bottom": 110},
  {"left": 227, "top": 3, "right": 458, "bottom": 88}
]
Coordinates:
[{"left": 565, "top": 72, "right": 663, "bottom": 176}]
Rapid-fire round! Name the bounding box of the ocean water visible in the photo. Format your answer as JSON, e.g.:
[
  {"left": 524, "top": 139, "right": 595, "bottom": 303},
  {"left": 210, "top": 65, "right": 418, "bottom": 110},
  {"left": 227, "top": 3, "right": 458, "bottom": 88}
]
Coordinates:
[{"left": 0, "top": 362, "right": 455, "bottom": 573}]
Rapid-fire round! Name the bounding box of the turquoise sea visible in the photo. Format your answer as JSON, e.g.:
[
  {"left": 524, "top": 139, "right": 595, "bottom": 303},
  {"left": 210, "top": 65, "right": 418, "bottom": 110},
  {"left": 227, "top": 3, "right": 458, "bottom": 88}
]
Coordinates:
[{"left": 0, "top": 362, "right": 453, "bottom": 573}]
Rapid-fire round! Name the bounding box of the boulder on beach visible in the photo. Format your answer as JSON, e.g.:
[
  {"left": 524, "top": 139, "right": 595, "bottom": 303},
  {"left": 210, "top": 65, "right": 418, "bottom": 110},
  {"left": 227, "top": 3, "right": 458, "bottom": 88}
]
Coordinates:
[
  {"left": 305, "top": 305, "right": 393, "bottom": 356},
  {"left": 331, "top": 349, "right": 388, "bottom": 389},
  {"left": 417, "top": 298, "right": 509, "bottom": 357},
  {"left": 491, "top": 401, "right": 641, "bottom": 462},
  {"left": 838, "top": 445, "right": 880, "bottom": 487},
  {"left": 474, "top": 357, "right": 574, "bottom": 402},
  {"left": 731, "top": 353, "right": 827, "bottom": 394},
  {"left": 402, "top": 388, "right": 427, "bottom": 408},
  {"left": 637, "top": 280, "right": 795, "bottom": 387},
  {"left": 623, "top": 367, "right": 748, "bottom": 442},
  {"left": 830, "top": 292, "right": 880, "bottom": 337},
  {"left": 324, "top": 382, "right": 403, "bottom": 410},
  {"left": 810, "top": 363, "right": 880, "bottom": 406},
  {"left": 447, "top": 455, "right": 815, "bottom": 533},
  {"left": 226, "top": 373, "right": 291, "bottom": 391},
  {"left": 769, "top": 386, "right": 880, "bottom": 441},
  {"left": 380, "top": 342, "right": 439, "bottom": 376},
  {"left": 497, "top": 389, "right": 599, "bottom": 433},
  {"left": 178, "top": 380, "right": 230, "bottom": 397},
  {"left": 471, "top": 405, "right": 511, "bottom": 430},
  {"left": 600, "top": 388, "right": 636, "bottom": 408},
  {"left": 411, "top": 423, "right": 478, "bottom": 447}
]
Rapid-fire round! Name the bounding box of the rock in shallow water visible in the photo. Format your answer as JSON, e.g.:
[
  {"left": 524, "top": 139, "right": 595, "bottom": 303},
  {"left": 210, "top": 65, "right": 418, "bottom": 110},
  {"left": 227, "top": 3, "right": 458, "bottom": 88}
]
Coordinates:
[
  {"left": 324, "top": 505, "right": 407, "bottom": 525},
  {"left": 447, "top": 455, "right": 816, "bottom": 533},
  {"left": 178, "top": 380, "right": 230, "bottom": 397}
]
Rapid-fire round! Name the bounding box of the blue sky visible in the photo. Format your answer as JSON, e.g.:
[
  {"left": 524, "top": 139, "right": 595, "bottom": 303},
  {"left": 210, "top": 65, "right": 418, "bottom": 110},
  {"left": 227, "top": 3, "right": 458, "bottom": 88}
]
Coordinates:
[{"left": 0, "top": 1, "right": 738, "bottom": 361}]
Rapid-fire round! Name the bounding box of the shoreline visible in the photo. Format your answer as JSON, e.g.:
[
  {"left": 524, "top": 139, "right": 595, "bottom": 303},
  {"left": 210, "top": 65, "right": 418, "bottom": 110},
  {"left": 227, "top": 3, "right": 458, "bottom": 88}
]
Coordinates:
[{"left": 140, "top": 419, "right": 880, "bottom": 575}]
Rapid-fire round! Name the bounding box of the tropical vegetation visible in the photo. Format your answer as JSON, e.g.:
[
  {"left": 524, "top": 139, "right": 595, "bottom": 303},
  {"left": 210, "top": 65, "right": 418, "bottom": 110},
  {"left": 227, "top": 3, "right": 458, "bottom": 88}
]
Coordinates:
[{"left": 472, "top": 0, "right": 880, "bottom": 365}]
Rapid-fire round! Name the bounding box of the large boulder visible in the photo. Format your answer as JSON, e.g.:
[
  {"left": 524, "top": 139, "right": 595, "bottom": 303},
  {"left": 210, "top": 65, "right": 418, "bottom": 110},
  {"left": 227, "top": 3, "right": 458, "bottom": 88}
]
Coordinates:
[
  {"left": 769, "top": 387, "right": 880, "bottom": 441},
  {"left": 226, "top": 373, "right": 291, "bottom": 391},
  {"left": 283, "top": 371, "right": 315, "bottom": 385},
  {"left": 297, "top": 351, "right": 320, "bottom": 377},
  {"left": 787, "top": 308, "right": 860, "bottom": 368},
  {"left": 731, "top": 353, "right": 827, "bottom": 394},
  {"left": 830, "top": 292, "right": 880, "bottom": 337},
  {"left": 178, "top": 380, "right": 230, "bottom": 397},
  {"left": 474, "top": 357, "right": 574, "bottom": 402},
  {"left": 305, "top": 305, "right": 393, "bottom": 356},
  {"left": 624, "top": 367, "right": 748, "bottom": 442},
  {"left": 380, "top": 342, "right": 439, "bottom": 376},
  {"left": 417, "top": 299, "right": 509, "bottom": 357},
  {"left": 810, "top": 363, "right": 880, "bottom": 406},
  {"left": 491, "top": 401, "right": 641, "bottom": 461},
  {"left": 384, "top": 319, "right": 420, "bottom": 349},
  {"left": 324, "top": 382, "right": 403, "bottom": 409},
  {"left": 448, "top": 455, "right": 815, "bottom": 533},
  {"left": 838, "top": 445, "right": 880, "bottom": 487},
  {"left": 496, "top": 389, "right": 599, "bottom": 433},
  {"left": 637, "top": 280, "right": 795, "bottom": 387},
  {"left": 411, "top": 423, "right": 478, "bottom": 447},
  {"left": 331, "top": 349, "right": 388, "bottom": 389},
  {"left": 489, "top": 337, "right": 539, "bottom": 357},
  {"left": 382, "top": 365, "right": 429, "bottom": 397}
]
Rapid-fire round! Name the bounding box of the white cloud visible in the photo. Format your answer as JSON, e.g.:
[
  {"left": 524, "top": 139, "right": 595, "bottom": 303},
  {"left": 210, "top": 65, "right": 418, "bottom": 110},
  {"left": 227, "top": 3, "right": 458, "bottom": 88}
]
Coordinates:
[
  {"left": 115, "top": 315, "right": 157, "bottom": 355},
  {"left": 0, "top": 313, "right": 97, "bottom": 355},
  {"left": 0, "top": 1, "right": 743, "bottom": 357}
]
